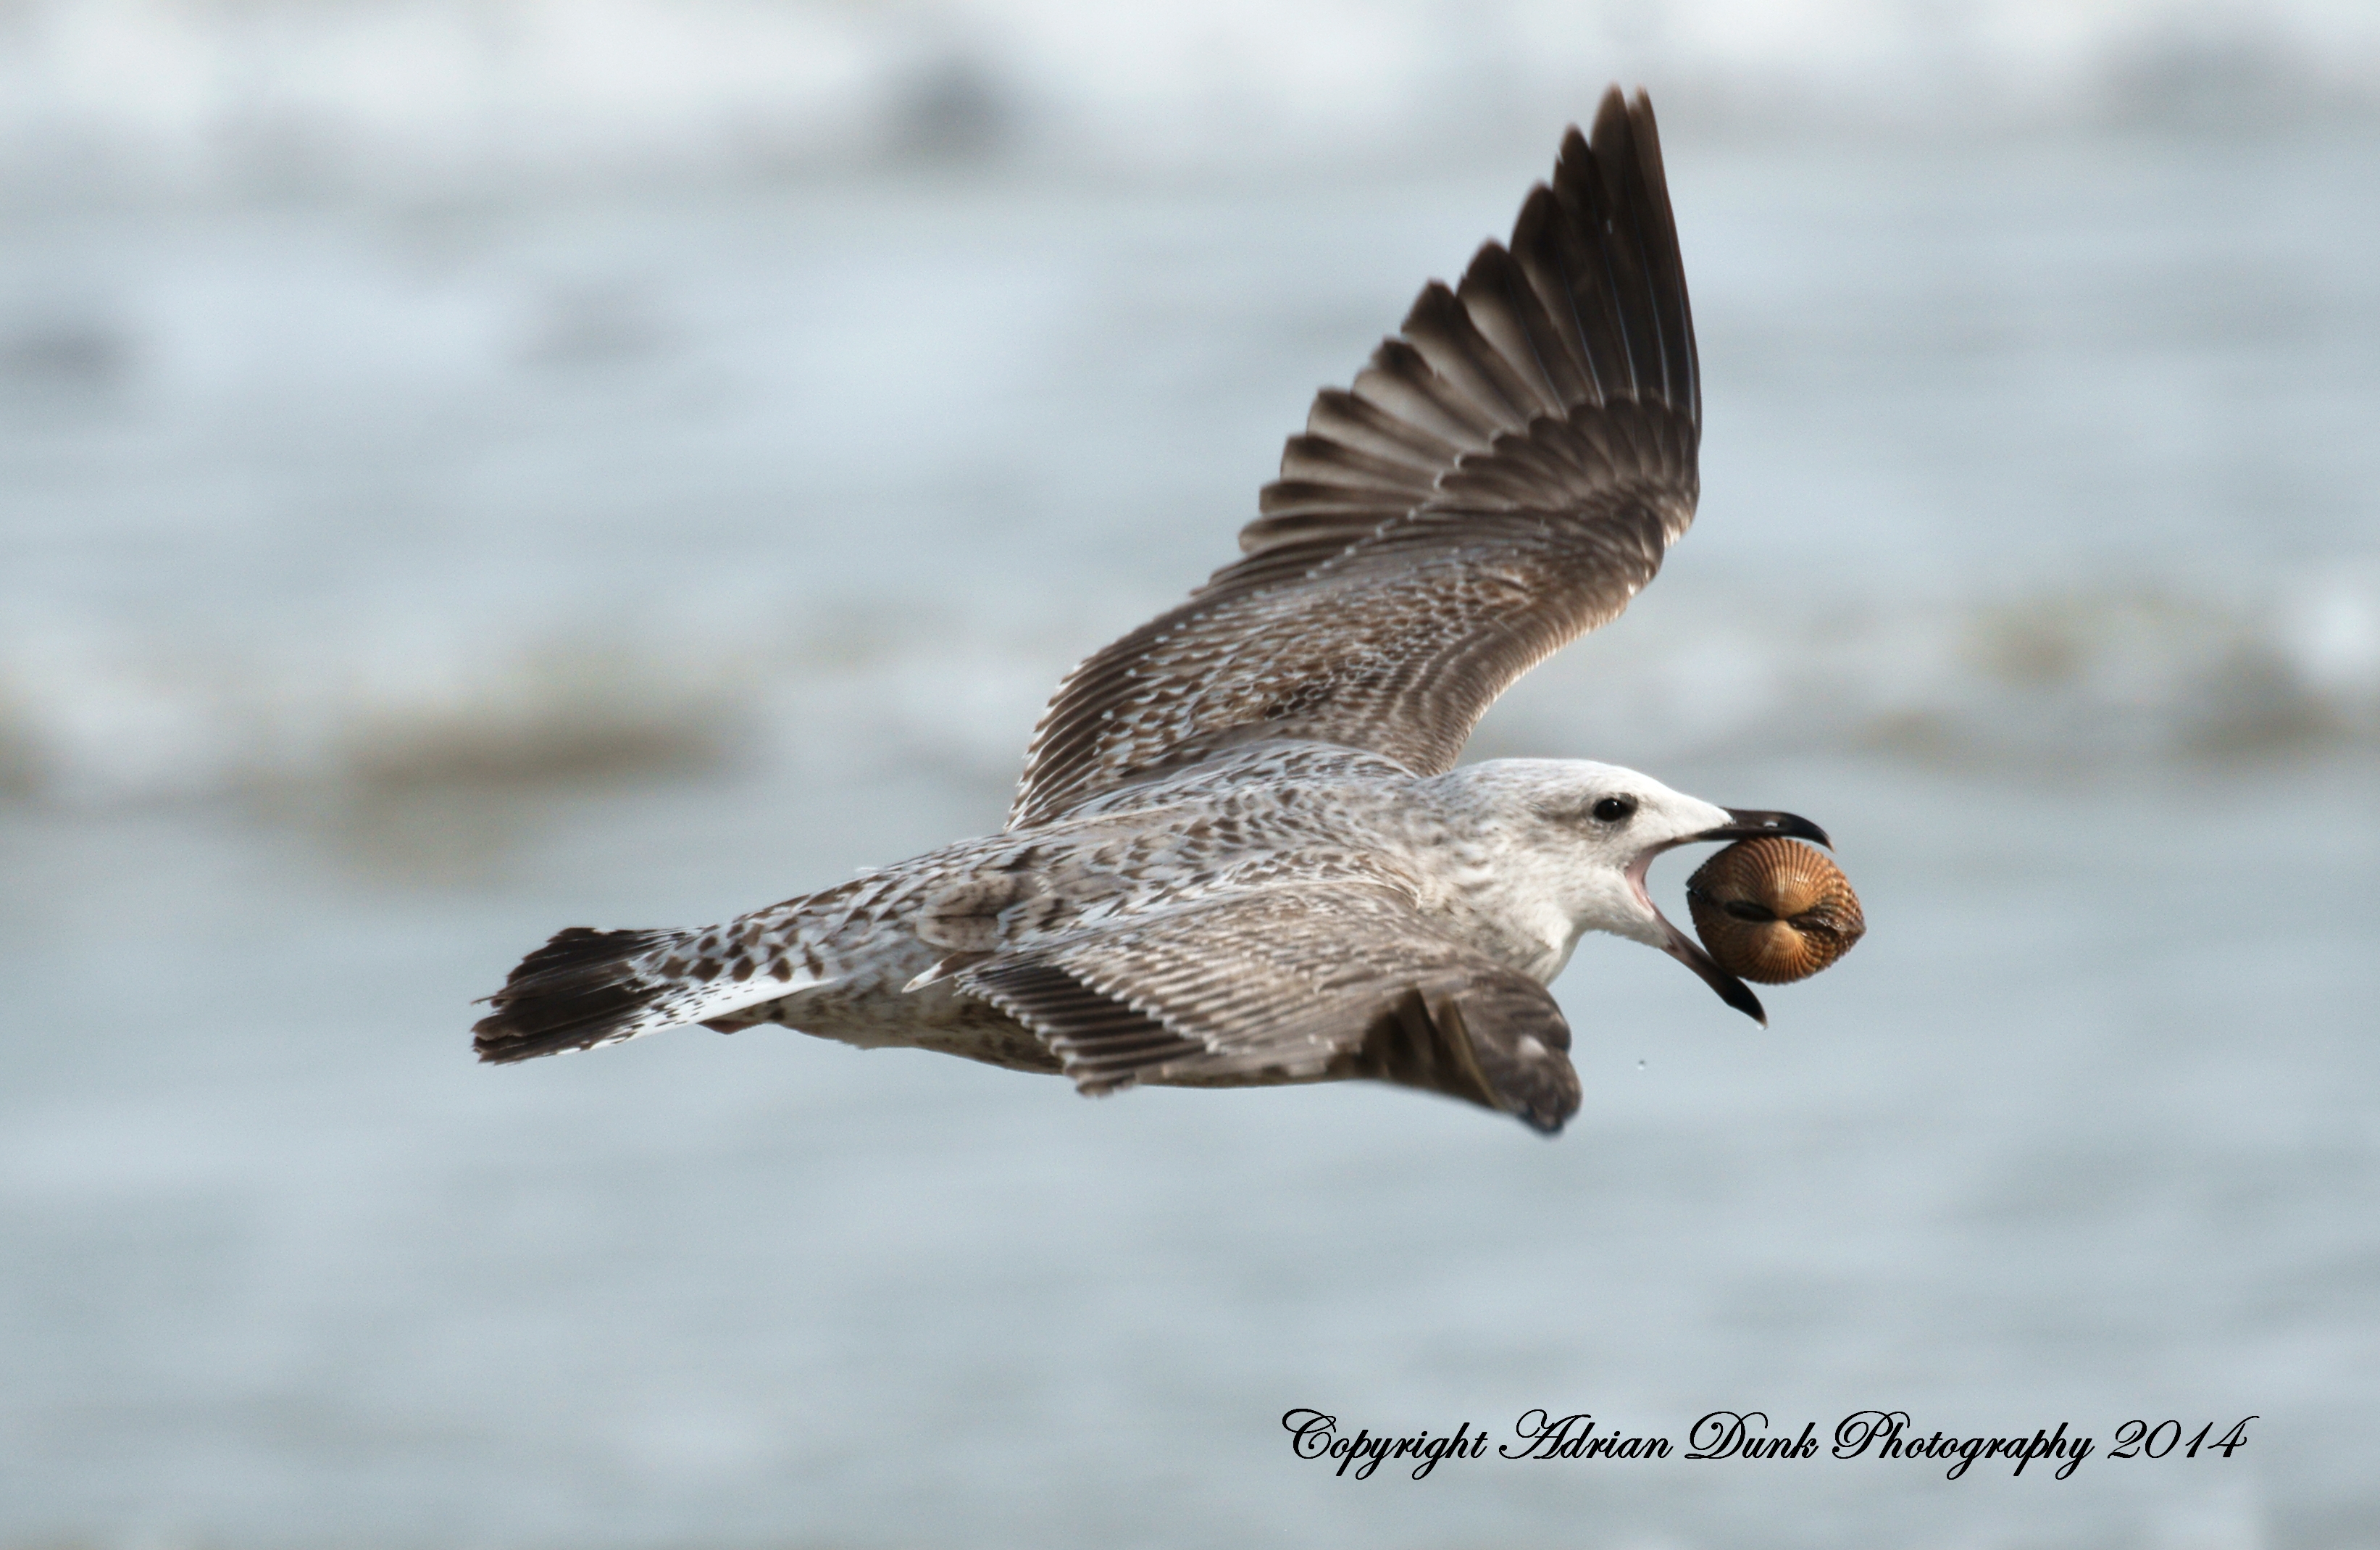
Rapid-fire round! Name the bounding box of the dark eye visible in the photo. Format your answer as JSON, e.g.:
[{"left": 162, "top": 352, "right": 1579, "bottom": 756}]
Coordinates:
[{"left": 1591, "top": 796, "right": 1637, "bottom": 823}]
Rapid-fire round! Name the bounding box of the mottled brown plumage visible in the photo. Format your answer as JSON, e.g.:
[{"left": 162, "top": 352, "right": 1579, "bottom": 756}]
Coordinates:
[
  {"left": 472, "top": 89, "right": 1848, "bottom": 1136},
  {"left": 959, "top": 881, "right": 1579, "bottom": 1128},
  {"left": 1007, "top": 88, "right": 1698, "bottom": 828}
]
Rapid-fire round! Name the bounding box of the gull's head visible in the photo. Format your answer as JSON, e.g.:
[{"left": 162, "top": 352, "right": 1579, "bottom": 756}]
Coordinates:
[{"left": 1427, "top": 759, "right": 1830, "bottom": 1025}]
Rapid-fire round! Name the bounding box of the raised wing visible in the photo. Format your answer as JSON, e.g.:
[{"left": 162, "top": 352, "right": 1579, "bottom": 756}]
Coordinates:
[
  {"left": 953, "top": 883, "right": 1581, "bottom": 1133},
  {"left": 1009, "top": 88, "right": 1699, "bottom": 828}
]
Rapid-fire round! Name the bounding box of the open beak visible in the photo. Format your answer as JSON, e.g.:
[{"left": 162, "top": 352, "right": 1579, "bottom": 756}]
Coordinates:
[{"left": 1623, "top": 808, "right": 1831, "bottom": 1027}]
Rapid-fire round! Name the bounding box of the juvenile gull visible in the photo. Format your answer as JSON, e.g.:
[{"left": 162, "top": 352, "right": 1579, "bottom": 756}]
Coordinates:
[{"left": 472, "top": 88, "right": 1832, "bottom": 1134}]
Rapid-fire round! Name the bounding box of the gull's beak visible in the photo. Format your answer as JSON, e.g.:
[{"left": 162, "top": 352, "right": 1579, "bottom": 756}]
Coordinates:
[
  {"left": 1698, "top": 809, "right": 1832, "bottom": 849},
  {"left": 1624, "top": 808, "right": 1829, "bottom": 1027}
]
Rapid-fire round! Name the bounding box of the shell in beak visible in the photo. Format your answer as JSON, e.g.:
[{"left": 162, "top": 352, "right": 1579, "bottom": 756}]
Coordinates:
[
  {"left": 1685, "top": 838, "right": 1866, "bottom": 984},
  {"left": 1623, "top": 809, "right": 1835, "bottom": 1025}
]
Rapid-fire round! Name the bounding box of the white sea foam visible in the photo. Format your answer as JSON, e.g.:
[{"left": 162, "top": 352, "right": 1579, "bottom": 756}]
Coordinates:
[
  {"left": 0, "top": 0, "right": 2375, "bottom": 203},
  {"left": 1, "top": 572, "right": 2371, "bottom": 809},
  {"left": 1, "top": 70, "right": 2370, "bottom": 812}
]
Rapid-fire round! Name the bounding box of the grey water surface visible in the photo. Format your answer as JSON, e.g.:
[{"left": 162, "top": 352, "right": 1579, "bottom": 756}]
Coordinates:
[{"left": 1, "top": 123, "right": 2376, "bottom": 1547}]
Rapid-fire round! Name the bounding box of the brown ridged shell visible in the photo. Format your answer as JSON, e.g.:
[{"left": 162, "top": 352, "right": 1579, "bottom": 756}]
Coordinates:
[{"left": 1684, "top": 838, "right": 1865, "bottom": 985}]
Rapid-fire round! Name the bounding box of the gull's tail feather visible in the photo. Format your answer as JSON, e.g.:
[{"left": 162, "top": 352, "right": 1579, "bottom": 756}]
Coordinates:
[
  {"left": 472, "top": 926, "right": 685, "bottom": 1063},
  {"left": 474, "top": 907, "right": 838, "bottom": 1062}
]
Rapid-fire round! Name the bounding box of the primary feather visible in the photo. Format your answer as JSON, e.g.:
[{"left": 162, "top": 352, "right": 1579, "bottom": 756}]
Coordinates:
[{"left": 1007, "top": 90, "right": 1698, "bottom": 828}]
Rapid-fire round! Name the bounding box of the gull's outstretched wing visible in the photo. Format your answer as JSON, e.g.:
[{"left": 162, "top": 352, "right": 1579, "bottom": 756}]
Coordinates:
[
  {"left": 954, "top": 883, "right": 1580, "bottom": 1133},
  {"left": 1009, "top": 88, "right": 1699, "bottom": 828}
]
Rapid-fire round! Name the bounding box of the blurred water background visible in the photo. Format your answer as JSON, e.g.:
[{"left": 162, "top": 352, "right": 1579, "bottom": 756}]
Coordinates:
[{"left": 1, "top": 1, "right": 2376, "bottom": 1546}]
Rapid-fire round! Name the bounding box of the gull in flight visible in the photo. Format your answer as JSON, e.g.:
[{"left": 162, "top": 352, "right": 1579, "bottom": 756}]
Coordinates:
[{"left": 472, "top": 88, "right": 1832, "bottom": 1134}]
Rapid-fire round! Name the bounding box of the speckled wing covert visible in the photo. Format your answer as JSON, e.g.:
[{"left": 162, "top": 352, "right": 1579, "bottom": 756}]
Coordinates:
[
  {"left": 955, "top": 883, "right": 1582, "bottom": 1132},
  {"left": 1009, "top": 88, "right": 1699, "bottom": 829}
]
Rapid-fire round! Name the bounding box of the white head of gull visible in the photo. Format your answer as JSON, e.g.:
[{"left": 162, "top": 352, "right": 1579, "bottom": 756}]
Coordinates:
[
  {"left": 472, "top": 87, "right": 1843, "bottom": 1136},
  {"left": 1418, "top": 759, "right": 1828, "bottom": 1019}
]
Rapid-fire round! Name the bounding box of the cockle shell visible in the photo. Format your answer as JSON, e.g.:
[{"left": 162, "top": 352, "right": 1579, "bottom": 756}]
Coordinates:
[{"left": 1684, "top": 838, "right": 1865, "bottom": 985}]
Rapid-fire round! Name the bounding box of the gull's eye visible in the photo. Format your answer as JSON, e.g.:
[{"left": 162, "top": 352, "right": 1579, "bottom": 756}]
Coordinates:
[{"left": 1591, "top": 796, "right": 1637, "bottom": 823}]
